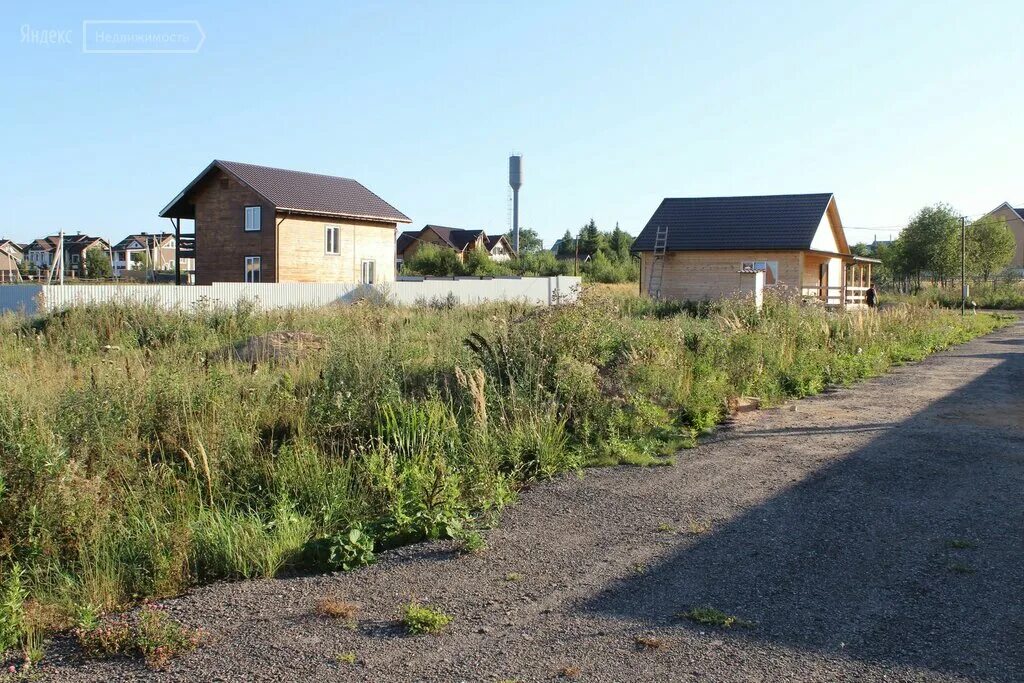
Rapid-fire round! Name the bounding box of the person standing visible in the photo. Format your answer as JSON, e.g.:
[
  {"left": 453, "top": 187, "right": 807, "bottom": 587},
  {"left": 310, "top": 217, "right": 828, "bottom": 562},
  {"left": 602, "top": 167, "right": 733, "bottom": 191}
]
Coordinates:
[{"left": 866, "top": 282, "right": 877, "bottom": 308}]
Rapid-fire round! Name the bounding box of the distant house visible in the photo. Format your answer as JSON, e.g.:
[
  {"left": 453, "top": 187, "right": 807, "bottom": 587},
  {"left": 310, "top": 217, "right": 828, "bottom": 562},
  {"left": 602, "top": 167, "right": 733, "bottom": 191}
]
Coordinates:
[
  {"left": 112, "top": 232, "right": 194, "bottom": 277},
  {"left": 396, "top": 225, "right": 516, "bottom": 266},
  {"left": 25, "top": 238, "right": 56, "bottom": 271},
  {"left": 979, "top": 203, "right": 1023, "bottom": 271},
  {"left": 484, "top": 235, "right": 515, "bottom": 262},
  {"left": 159, "top": 160, "right": 411, "bottom": 285},
  {"left": 24, "top": 234, "right": 110, "bottom": 278},
  {"left": 631, "top": 193, "right": 879, "bottom": 308},
  {"left": 0, "top": 240, "right": 24, "bottom": 282}
]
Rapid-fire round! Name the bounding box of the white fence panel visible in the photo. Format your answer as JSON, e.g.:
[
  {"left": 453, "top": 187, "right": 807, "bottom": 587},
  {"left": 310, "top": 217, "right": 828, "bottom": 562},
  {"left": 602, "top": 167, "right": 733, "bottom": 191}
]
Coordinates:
[
  {"left": 41, "top": 284, "right": 212, "bottom": 311},
  {"left": 0, "top": 277, "right": 581, "bottom": 315}
]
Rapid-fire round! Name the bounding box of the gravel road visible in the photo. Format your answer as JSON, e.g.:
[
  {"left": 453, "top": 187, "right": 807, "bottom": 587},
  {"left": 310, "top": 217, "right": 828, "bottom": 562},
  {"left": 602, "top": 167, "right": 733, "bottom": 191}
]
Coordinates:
[{"left": 41, "top": 317, "right": 1024, "bottom": 682}]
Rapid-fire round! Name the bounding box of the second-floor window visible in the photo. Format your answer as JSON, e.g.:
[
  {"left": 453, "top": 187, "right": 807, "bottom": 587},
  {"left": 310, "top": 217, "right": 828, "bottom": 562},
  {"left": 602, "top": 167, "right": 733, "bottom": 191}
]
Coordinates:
[
  {"left": 244, "top": 206, "right": 261, "bottom": 232},
  {"left": 325, "top": 225, "right": 340, "bottom": 254}
]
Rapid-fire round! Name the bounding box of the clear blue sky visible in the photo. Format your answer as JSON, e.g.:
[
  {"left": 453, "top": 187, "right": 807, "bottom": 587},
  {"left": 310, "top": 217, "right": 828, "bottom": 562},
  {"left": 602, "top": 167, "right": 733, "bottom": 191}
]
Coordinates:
[{"left": 3, "top": 0, "right": 1022, "bottom": 247}]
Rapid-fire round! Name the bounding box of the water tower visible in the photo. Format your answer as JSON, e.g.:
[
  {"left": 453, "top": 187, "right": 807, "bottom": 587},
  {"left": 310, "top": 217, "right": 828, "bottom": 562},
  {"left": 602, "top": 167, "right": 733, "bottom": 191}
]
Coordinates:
[{"left": 509, "top": 155, "right": 522, "bottom": 253}]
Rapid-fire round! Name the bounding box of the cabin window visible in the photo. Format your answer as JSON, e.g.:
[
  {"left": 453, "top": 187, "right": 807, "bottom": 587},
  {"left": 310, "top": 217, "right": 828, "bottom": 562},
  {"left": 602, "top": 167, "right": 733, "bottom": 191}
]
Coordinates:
[
  {"left": 741, "top": 260, "right": 778, "bottom": 285},
  {"left": 244, "top": 256, "right": 262, "bottom": 283},
  {"left": 361, "top": 259, "right": 376, "bottom": 285},
  {"left": 325, "top": 225, "right": 340, "bottom": 254},
  {"left": 244, "top": 206, "right": 261, "bottom": 232}
]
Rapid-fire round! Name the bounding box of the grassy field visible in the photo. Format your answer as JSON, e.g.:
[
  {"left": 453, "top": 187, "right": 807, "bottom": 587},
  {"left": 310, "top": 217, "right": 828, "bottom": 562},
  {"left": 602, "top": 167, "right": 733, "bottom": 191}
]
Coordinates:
[
  {"left": 889, "top": 281, "right": 1024, "bottom": 310},
  {"left": 0, "top": 290, "right": 1009, "bottom": 653}
]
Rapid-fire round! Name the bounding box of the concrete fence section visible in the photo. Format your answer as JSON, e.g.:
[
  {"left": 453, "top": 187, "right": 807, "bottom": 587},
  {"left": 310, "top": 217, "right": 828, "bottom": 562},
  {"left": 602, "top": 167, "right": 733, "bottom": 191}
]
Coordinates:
[{"left": 0, "top": 277, "right": 581, "bottom": 316}]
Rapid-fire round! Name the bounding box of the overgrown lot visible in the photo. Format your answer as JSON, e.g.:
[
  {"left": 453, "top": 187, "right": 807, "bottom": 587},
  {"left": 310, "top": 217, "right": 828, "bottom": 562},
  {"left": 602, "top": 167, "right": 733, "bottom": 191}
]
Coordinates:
[{"left": 0, "top": 291, "right": 1007, "bottom": 651}]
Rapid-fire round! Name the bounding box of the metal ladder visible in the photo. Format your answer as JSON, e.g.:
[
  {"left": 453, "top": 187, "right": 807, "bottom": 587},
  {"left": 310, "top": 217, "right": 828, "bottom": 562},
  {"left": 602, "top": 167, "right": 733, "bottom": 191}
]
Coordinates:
[{"left": 648, "top": 225, "right": 669, "bottom": 299}]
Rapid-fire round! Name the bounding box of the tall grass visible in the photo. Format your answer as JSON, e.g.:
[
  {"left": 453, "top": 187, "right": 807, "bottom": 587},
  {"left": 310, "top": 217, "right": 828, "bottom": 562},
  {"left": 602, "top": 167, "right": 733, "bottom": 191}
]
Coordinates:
[
  {"left": 0, "top": 290, "right": 1008, "bottom": 648},
  {"left": 893, "top": 281, "right": 1024, "bottom": 310}
]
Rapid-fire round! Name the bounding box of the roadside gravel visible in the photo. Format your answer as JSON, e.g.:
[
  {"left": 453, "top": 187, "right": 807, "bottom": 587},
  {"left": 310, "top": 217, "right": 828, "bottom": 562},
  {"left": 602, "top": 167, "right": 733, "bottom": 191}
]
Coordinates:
[{"left": 39, "top": 317, "right": 1024, "bottom": 682}]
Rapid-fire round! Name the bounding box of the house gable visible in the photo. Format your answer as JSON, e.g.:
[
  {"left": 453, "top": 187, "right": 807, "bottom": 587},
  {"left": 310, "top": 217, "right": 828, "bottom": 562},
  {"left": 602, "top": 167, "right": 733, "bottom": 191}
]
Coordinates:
[
  {"left": 809, "top": 197, "right": 850, "bottom": 254},
  {"left": 983, "top": 203, "right": 1024, "bottom": 268}
]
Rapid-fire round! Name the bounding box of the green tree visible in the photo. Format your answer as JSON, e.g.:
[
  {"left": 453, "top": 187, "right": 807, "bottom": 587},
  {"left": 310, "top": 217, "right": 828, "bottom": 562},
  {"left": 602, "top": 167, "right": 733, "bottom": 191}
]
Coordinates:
[
  {"left": 401, "top": 243, "right": 464, "bottom": 276},
  {"left": 514, "top": 250, "right": 571, "bottom": 276},
  {"left": 556, "top": 230, "right": 575, "bottom": 259},
  {"left": 608, "top": 222, "right": 632, "bottom": 259},
  {"left": 899, "top": 204, "right": 960, "bottom": 285},
  {"left": 967, "top": 215, "right": 1016, "bottom": 281},
  {"left": 850, "top": 242, "right": 872, "bottom": 257},
  {"left": 84, "top": 248, "right": 112, "bottom": 279},
  {"left": 462, "top": 246, "right": 512, "bottom": 276},
  {"left": 578, "top": 219, "right": 602, "bottom": 256},
  {"left": 504, "top": 227, "right": 543, "bottom": 254}
]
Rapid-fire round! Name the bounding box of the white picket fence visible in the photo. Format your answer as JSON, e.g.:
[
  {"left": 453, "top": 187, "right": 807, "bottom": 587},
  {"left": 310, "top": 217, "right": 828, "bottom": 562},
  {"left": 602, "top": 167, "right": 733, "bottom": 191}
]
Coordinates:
[{"left": 0, "top": 277, "right": 581, "bottom": 316}]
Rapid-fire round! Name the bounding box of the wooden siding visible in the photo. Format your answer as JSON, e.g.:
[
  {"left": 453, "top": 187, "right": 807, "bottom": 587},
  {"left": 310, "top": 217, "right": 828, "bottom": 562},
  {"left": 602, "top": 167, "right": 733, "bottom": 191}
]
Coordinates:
[
  {"left": 639, "top": 250, "right": 803, "bottom": 300},
  {"left": 276, "top": 214, "right": 397, "bottom": 283},
  {"left": 192, "top": 168, "right": 276, "bottom": 285}
]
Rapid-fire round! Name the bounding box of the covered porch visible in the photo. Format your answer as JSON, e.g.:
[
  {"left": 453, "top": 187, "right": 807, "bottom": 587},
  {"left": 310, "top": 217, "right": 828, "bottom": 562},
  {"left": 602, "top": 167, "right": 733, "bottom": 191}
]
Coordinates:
[{"left": 800, "top": 251, "right": 880, "bottom": 309}]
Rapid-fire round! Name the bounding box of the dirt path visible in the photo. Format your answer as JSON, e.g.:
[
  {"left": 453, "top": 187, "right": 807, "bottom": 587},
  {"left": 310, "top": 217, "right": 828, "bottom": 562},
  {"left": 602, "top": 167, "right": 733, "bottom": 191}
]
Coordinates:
[{"left": 44, "top": 319, "right": 1024, "bottom": 683}]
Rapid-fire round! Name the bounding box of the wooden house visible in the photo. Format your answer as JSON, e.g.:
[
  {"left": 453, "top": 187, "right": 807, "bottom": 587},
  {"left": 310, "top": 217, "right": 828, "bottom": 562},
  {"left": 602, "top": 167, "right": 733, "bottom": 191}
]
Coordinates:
[
  {"left": 159, "top": 160, "right": 411, "bottom": 285},
  {"left": 631, "top": 193, "right": 878, "bottom": 308}
]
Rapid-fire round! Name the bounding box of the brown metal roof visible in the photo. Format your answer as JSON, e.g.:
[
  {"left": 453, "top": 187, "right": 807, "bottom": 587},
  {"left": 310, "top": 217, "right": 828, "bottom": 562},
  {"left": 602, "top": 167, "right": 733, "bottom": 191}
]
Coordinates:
[
  {"left": 422, "top": 225, "right": 484, "bottom": 251},
  {"left": 160, "top": 160, "right": 411, "bottom": 223}
]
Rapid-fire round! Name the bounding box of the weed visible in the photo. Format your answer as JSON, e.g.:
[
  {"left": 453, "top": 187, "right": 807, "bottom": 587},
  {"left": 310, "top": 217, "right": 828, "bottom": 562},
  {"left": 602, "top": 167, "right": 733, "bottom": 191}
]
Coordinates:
[
  {"left": 559, "top": 664, "right": 582, "bottom": 678},
  {"left": 685, "top": 518, "right": 713, "bottom": 535},
  {"left": 335, "top": 652, "right": 357, "bottom": 665},
  {"left": 632, "top": 563, "right": 647, "bottom": 574},
  {"left": 0, "top": 564, "right": 27, "bottom": 653},
  {"left": 634, "top": 634, "right": 665, "bottom": 650},
  {"left": 504, "top": 572, "right": 523, "bottom": 583},
  {"left": 656, "top": 522, "right": 676, "bottom": 533},
  {"left": 947, "top": 539, "right": 976, "bottom": 550},
  {"left": 680, "top": 607, "right": 753, "bottom": 629},
  {"left": 317, "top": 598, "right": 360, "bottom": 622},
  {"left": 328, "top": 525, "right": 376, "bottom": 571},
  {"left": 949, "top": 562, "right": 976, "bottom": 575},
  {"left": 401, "top": 601, "right": 452, "bottom": 635},
  {"left": 457, "top": 530, "right": 487, "bottom": 554},
  {"left": 74, "top": 605, "right": 203, "bottom": 669}
]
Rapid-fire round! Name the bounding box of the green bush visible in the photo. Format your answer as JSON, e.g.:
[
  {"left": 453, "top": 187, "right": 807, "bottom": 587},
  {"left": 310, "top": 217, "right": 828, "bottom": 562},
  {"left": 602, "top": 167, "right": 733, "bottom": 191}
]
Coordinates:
[{"left": 401, "top": 601, "right": 452, "bottom": 634}]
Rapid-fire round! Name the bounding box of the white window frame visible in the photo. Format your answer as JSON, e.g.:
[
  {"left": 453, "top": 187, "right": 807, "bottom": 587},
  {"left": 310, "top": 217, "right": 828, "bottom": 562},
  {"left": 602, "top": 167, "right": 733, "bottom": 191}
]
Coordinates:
[
  {"left": 360, "top": 259, "right": 376, "bottom": 285},
  {"left": 244, "top": 256, "right": 262, "bottom": 283},
  {"left": 325, "top": 225, "right": 340, "bottom": 255},
  {"left": 244, "top": 206, "right": 262, "bottom": 232},
  {"left": 742, "top": 260, "right": 779, "bottom": 285}
]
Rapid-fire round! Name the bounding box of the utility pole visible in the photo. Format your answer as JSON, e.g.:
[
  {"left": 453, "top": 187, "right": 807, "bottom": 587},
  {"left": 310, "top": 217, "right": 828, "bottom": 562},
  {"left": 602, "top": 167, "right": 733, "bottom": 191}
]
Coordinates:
[{"left": 960, "top": 216, "right": 966, "bottom": 317}]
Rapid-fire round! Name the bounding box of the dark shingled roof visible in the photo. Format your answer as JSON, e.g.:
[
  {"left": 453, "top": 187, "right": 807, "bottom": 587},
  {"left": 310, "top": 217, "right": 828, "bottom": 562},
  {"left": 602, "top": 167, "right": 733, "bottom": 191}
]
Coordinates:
[
  {"left": 422, "top": 225, "right": 484, "bottom": 252},
  {"left": 396, "top": 231, "right": 417, "bottom": 256},
  {"left": 160, "top": 160, "right": 410, "bottom": 223},
  {"left": 631, "top": 193, "right": 835, "bottom": 253}
]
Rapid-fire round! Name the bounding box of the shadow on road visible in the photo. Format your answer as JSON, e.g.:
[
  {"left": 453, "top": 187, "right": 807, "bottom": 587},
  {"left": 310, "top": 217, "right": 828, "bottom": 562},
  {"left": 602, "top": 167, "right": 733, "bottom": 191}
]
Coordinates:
[{"left": 582, "top": 341, "right": 1024, "bottom": 681}]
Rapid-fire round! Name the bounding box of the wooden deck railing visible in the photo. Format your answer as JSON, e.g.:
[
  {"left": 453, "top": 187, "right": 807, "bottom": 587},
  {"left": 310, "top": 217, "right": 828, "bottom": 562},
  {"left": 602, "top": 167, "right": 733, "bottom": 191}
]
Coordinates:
[{"left": 800, "top": 285, "right": 869, "bottom": 309}]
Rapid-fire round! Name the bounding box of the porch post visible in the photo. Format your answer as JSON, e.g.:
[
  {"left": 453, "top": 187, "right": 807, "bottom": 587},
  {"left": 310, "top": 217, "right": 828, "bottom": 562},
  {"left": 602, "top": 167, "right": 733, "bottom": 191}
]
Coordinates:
[{"left": 174, "top": 218, "right": 181, "bottom": 286}]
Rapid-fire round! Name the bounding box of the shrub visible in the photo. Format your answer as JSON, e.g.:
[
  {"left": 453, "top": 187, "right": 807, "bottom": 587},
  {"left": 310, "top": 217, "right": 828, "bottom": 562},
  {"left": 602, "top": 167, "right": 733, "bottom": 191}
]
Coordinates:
[{"left": 401, "top": 601, "right": 452, "bottom": 635}]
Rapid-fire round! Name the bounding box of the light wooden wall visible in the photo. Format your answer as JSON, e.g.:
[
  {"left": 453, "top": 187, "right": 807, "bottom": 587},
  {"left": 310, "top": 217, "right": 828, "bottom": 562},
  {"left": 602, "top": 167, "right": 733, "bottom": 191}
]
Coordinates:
[
  {"left": 639, "top": 250, "right": 802, "bottom": 300},
  {"left": 277, "top": 214, "right": 397, "bottom": 283}
]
